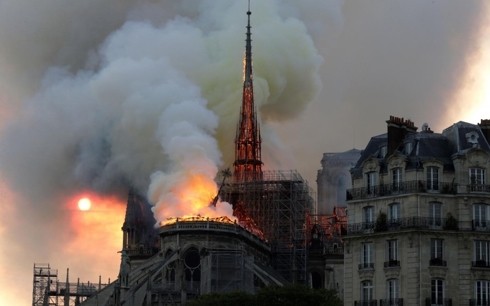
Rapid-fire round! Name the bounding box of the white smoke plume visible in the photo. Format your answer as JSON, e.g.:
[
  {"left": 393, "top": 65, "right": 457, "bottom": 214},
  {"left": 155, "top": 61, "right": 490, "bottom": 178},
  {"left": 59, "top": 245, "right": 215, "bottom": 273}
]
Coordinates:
[{"left": 0, "top": 1, "right": 326, "bottom": 303}]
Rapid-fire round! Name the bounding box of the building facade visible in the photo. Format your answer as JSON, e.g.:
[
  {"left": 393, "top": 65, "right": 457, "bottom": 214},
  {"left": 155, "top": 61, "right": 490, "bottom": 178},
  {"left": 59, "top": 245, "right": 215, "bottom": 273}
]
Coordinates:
[
  {"left": 344, "top": 117, "right": 490, "bottom": 306},
  {"left": 317, "top": 149, "right": 361, "bottom": 214}
]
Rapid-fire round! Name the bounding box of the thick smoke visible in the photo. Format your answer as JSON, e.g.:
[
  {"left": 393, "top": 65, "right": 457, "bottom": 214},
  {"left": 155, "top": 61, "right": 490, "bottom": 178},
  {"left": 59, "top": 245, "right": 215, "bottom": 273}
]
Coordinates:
[
  {"left": 0, "top": 1, "right": 325, "bottom": 303},
  {"left": 0, "top": 1, "right": 487, "bottom": 305}
]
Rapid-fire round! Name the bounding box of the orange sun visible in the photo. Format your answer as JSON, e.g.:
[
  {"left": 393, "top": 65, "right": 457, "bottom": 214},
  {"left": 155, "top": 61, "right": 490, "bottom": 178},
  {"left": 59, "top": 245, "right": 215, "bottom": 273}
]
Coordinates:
[{"left": 77, "top": 197, "right": 92, "bottom": 211}]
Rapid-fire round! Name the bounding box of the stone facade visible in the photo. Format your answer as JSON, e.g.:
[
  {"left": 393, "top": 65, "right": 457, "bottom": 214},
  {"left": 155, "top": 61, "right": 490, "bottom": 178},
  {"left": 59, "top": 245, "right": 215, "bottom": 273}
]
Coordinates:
[{"left": 344, "top": 118, "right": 490, "bottom": 306}]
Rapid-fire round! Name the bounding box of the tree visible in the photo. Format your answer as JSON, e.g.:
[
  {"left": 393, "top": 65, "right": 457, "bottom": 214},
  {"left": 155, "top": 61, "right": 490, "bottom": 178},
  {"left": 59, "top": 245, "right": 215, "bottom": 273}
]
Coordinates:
[{"left": 188, "top": 285, "right": 343, "bottom": 306}]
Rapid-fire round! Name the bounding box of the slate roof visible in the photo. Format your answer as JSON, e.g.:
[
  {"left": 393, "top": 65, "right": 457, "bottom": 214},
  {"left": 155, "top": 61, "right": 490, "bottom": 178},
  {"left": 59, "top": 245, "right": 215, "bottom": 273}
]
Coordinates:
[{"left": 352, "top": 121, "right": 490, "bottom": 176}]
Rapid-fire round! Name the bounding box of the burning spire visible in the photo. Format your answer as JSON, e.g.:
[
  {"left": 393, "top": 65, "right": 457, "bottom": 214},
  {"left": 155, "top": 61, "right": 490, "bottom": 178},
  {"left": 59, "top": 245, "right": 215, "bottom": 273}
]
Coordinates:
[{"left": 233, "top": 3, "right": 263, "bottom": 183}]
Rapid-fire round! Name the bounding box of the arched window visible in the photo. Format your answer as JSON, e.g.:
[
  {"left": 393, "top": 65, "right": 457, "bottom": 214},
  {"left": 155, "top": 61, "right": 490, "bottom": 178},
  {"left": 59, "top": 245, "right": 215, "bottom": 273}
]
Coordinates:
[{"left": 183, "top": 247, "right": 201, "bottom": 291}]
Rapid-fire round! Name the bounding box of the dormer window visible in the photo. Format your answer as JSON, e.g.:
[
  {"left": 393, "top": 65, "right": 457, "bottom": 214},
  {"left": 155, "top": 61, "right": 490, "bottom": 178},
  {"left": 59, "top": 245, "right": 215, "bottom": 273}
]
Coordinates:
[
  {"left": 405, "top": 142, "right": 413, "bottom": 155},
  {"left": 380, "top": 146, "right": 387, "bottom": 158}
]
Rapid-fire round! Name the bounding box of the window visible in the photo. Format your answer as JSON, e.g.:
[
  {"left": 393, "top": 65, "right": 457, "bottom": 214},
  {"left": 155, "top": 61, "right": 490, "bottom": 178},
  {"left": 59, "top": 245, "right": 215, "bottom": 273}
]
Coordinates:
[
  {"left": 427, "top": 166, "right": 439, "bottom": 191},
  {"left": 361, "top": 242, "right": 374, "bottom": 269},
  {"left": 474, "top": 240, "right": 490, "bottom": 267},
  {"left": 470, "top": 168, "right": 486, "bottom": 191},
  {"left": 405, "top": 142, "right": 413, "bottom": 155},
  {"left": 392, "top": 167, "right": 402, "bottom": 192},
  {"left": 430, "top": 239, "right": 445, "bottom": 266},
  {"left": 183, "top": 247, "right": 201, "bottom": 291},
  {"left": 388, "top": 203, "right": 400, "bottom": 223},
  {"left": 475, "top": 280, "right": 490, "bottom": 306},
  {"left": 429, "top": 202, "right": 442, "bottom": 227},
  {"left": 474, "top": 203, "right": 489, "bottom": 228},
  {"left": 361, "top": 280, "right": 374, "bottom": 303},
  {"left": 387, "top": 278, "right": 399, "bottom": 302},
  {"left": 363, "top": 206, "right": 375, "bottom": 228},
  {"left": 367, "top": 172, "right": 377, "bottom": 195},
  {"left": 385, "top": 239, "right": 399, "bottom": 267},
  {"left": 431, "top": 279, "right": 444, "bottom": 306}
]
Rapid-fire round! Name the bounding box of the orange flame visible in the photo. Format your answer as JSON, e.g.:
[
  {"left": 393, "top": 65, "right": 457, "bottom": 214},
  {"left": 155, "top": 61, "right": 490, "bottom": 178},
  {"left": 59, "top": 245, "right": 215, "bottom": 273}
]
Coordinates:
[{"left": 152, "top": 172, "right": 235, "bottom": 226}]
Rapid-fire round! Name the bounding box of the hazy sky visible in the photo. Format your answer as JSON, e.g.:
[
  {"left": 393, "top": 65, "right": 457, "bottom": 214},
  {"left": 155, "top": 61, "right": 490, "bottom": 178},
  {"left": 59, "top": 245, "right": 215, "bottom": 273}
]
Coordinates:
[{"left": 0, "top": 1, "right": 489, "bottom": 304}]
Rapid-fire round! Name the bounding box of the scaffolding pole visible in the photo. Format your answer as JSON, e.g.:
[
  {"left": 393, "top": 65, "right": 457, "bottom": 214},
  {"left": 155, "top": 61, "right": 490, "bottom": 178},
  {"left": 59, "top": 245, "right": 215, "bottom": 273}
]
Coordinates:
[{"left": 221, "top": 170, "right": 314, "bottom": 284}]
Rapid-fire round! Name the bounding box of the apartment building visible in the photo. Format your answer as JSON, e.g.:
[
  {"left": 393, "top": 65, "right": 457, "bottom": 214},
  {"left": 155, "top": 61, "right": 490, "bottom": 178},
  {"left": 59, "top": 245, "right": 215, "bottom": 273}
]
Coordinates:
[{"left": 344, "top": 116, "right": 490, "bottom": 306}]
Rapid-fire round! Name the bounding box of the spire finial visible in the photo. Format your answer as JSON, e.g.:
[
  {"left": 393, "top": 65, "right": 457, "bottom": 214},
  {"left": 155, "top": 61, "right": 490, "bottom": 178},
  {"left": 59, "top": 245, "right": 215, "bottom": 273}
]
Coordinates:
[{"left": 244, "top": 0, "right": 253, "bottom": 84}]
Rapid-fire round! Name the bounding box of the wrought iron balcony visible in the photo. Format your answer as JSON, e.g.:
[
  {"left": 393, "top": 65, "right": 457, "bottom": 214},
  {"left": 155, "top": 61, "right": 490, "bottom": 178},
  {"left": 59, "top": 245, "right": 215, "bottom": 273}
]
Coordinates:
[
  {"left": 348, "top": 217, "right": 454, "bottom": 234},
  {"left": 380, "top": 299, "right": 403, "bottom": 306},
  {"left": 347, "top": 181, "right": 457, "bottom": 200},
  {"left": 358, "top": 262, "right": 375, "bottom": 270},
  {"left": 425, "top": 298, "right": 452, "bottom": 306},
  {"left": 468, "top": 184, "right": 490, "bottom": 193},
  {"left": 429, "top": 257, "right": 447, "bottom": 266},
  {"left": 354, "top": 300, "right": 378, "bottom": 306},
  {"left": 469, "top": 298, "right": 490, "bottom": 306},
  {"left": 384, "top": 260, "right": 400, "bottom": 268},
  {"left": 472, "top": 260, "right": 490, "bottom": 268}
]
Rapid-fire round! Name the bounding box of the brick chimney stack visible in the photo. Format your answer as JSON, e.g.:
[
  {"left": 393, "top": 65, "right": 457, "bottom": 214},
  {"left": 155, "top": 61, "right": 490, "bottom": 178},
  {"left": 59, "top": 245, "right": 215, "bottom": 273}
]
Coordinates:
[
  {"left": 479, "top": 119, "right": 490, "bottom": 145},
  {"left": 386, "top": 116, "right": 417, "bottom": 156}
]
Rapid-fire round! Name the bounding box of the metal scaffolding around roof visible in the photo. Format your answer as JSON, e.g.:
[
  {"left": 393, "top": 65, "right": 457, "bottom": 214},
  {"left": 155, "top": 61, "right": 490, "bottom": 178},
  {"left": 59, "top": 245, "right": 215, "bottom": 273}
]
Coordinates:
[{"left": 221, "top": 169, "right": 314, "bottom": 284}]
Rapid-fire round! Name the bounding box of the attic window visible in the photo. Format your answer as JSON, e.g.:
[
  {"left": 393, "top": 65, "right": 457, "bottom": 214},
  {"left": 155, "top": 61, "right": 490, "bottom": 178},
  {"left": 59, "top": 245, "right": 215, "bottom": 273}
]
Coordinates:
[
  {"left": 380, "top": 146, "right": 387, "bottom": 158},
  {"left": 405, "top": 142, "right": 412, "bottom": 155},
  {"left": 466, "top": 131, "right": 479, "bottom": 145}
]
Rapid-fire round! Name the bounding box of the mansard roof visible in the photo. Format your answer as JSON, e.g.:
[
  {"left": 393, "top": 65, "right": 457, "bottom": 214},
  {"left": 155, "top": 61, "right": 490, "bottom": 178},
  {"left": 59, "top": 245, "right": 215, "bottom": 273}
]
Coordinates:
[{"left": 352, "top": 120, "right": 490, "bottom": 176}]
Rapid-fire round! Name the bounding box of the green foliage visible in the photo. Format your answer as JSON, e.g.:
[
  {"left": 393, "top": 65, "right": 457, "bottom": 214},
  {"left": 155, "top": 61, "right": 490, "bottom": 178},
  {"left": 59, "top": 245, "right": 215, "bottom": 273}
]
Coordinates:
[
  {"left": 187, "top": 291, "right": 255, "bottom": 306},
  {"left": 187, "top": 285, "right": 343, "bottom": 306},
  {"left": 443, "top": 213, "right": 459, "bottom": 230}
]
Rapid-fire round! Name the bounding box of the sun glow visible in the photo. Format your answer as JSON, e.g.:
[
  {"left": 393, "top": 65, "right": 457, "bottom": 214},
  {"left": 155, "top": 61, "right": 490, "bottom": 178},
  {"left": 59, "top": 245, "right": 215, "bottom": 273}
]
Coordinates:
[
  {"left": 446, "top": 4, "right": 490, "bottom": 125},
  {"left": 77, "top": 197, "right": 92, "bottom": 211}
]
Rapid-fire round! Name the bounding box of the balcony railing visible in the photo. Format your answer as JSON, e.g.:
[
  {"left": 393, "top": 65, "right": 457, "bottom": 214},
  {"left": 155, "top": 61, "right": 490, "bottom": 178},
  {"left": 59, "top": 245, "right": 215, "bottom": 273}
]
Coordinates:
[
  {"left": 472, "top": 260, "right": 490, "bottom": 268},
  {"left": 469, "top": 299, "right": 490, "bottom": 306},
  {"left": 384, "top": 260, "right": 400, "bottom": 268},
  {"left": 354, "top": 300, "right": 378, "bottom": 306},
  {"left": 347, "top": 181, "right": 458, "bottom": 200},
  {"left": 347, "top": 182, "right": 490, "bottom": 200},
  {"left": 358, "top": 263, "right": 375, "bottom": 270},
  {"left": 380, "top": 299, "right": 403, "bottom": 306},
  {"left": 425, "top": 298, "right": 452, "bottom": 306},
  {"left": 469, "top": 184, "right": 490, "bottom": 193},
  {"left": 429, "top": 258, "right": 447, "bottom": 266},
  {"left": 348, "top": 217, "right": 453, "bottom": 234}
]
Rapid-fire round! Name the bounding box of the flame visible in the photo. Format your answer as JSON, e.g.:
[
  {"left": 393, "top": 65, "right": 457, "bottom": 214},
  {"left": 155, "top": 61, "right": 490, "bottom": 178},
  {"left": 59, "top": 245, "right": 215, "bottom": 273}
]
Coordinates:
[{"left": 151, "top": 172, "right": 236, "bottom": 226}]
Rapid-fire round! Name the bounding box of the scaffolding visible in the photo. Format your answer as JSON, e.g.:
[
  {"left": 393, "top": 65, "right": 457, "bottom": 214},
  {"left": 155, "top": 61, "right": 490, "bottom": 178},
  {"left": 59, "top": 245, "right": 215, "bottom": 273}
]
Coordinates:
[
  {"left": 306, "top": 207, "right": 347, "bottom": 254},
  {"left": 221, "top": 170, "right": 314, "bottom": 284},
  {"left": 32, "top": 263, "right": 110, "bottom": 306}
]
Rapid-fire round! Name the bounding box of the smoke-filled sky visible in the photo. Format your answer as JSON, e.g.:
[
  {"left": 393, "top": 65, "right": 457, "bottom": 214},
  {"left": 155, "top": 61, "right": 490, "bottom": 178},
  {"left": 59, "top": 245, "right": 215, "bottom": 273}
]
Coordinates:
[{"left": 0, "top": 1, "right": 489, "bottom": 304}]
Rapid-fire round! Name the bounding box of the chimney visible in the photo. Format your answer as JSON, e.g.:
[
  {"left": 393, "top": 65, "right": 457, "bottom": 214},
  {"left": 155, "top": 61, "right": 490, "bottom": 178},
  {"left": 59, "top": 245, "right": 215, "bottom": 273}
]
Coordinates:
[
  {"left": 386, "top": 116, "right": 417, "bottom": 156},
  {"left": 479, "top": 119, "right": 490, "bottom": 145}
]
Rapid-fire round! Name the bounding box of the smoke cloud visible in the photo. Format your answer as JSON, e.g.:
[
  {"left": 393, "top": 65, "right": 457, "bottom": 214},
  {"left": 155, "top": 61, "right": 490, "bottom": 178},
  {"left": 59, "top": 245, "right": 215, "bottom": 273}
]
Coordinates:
[
  {"left": 0, "top": 1, "right": 326, "bottom": 304},
  {"left": 0, "top": 1, "right": 487, "bottom": 305}
]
